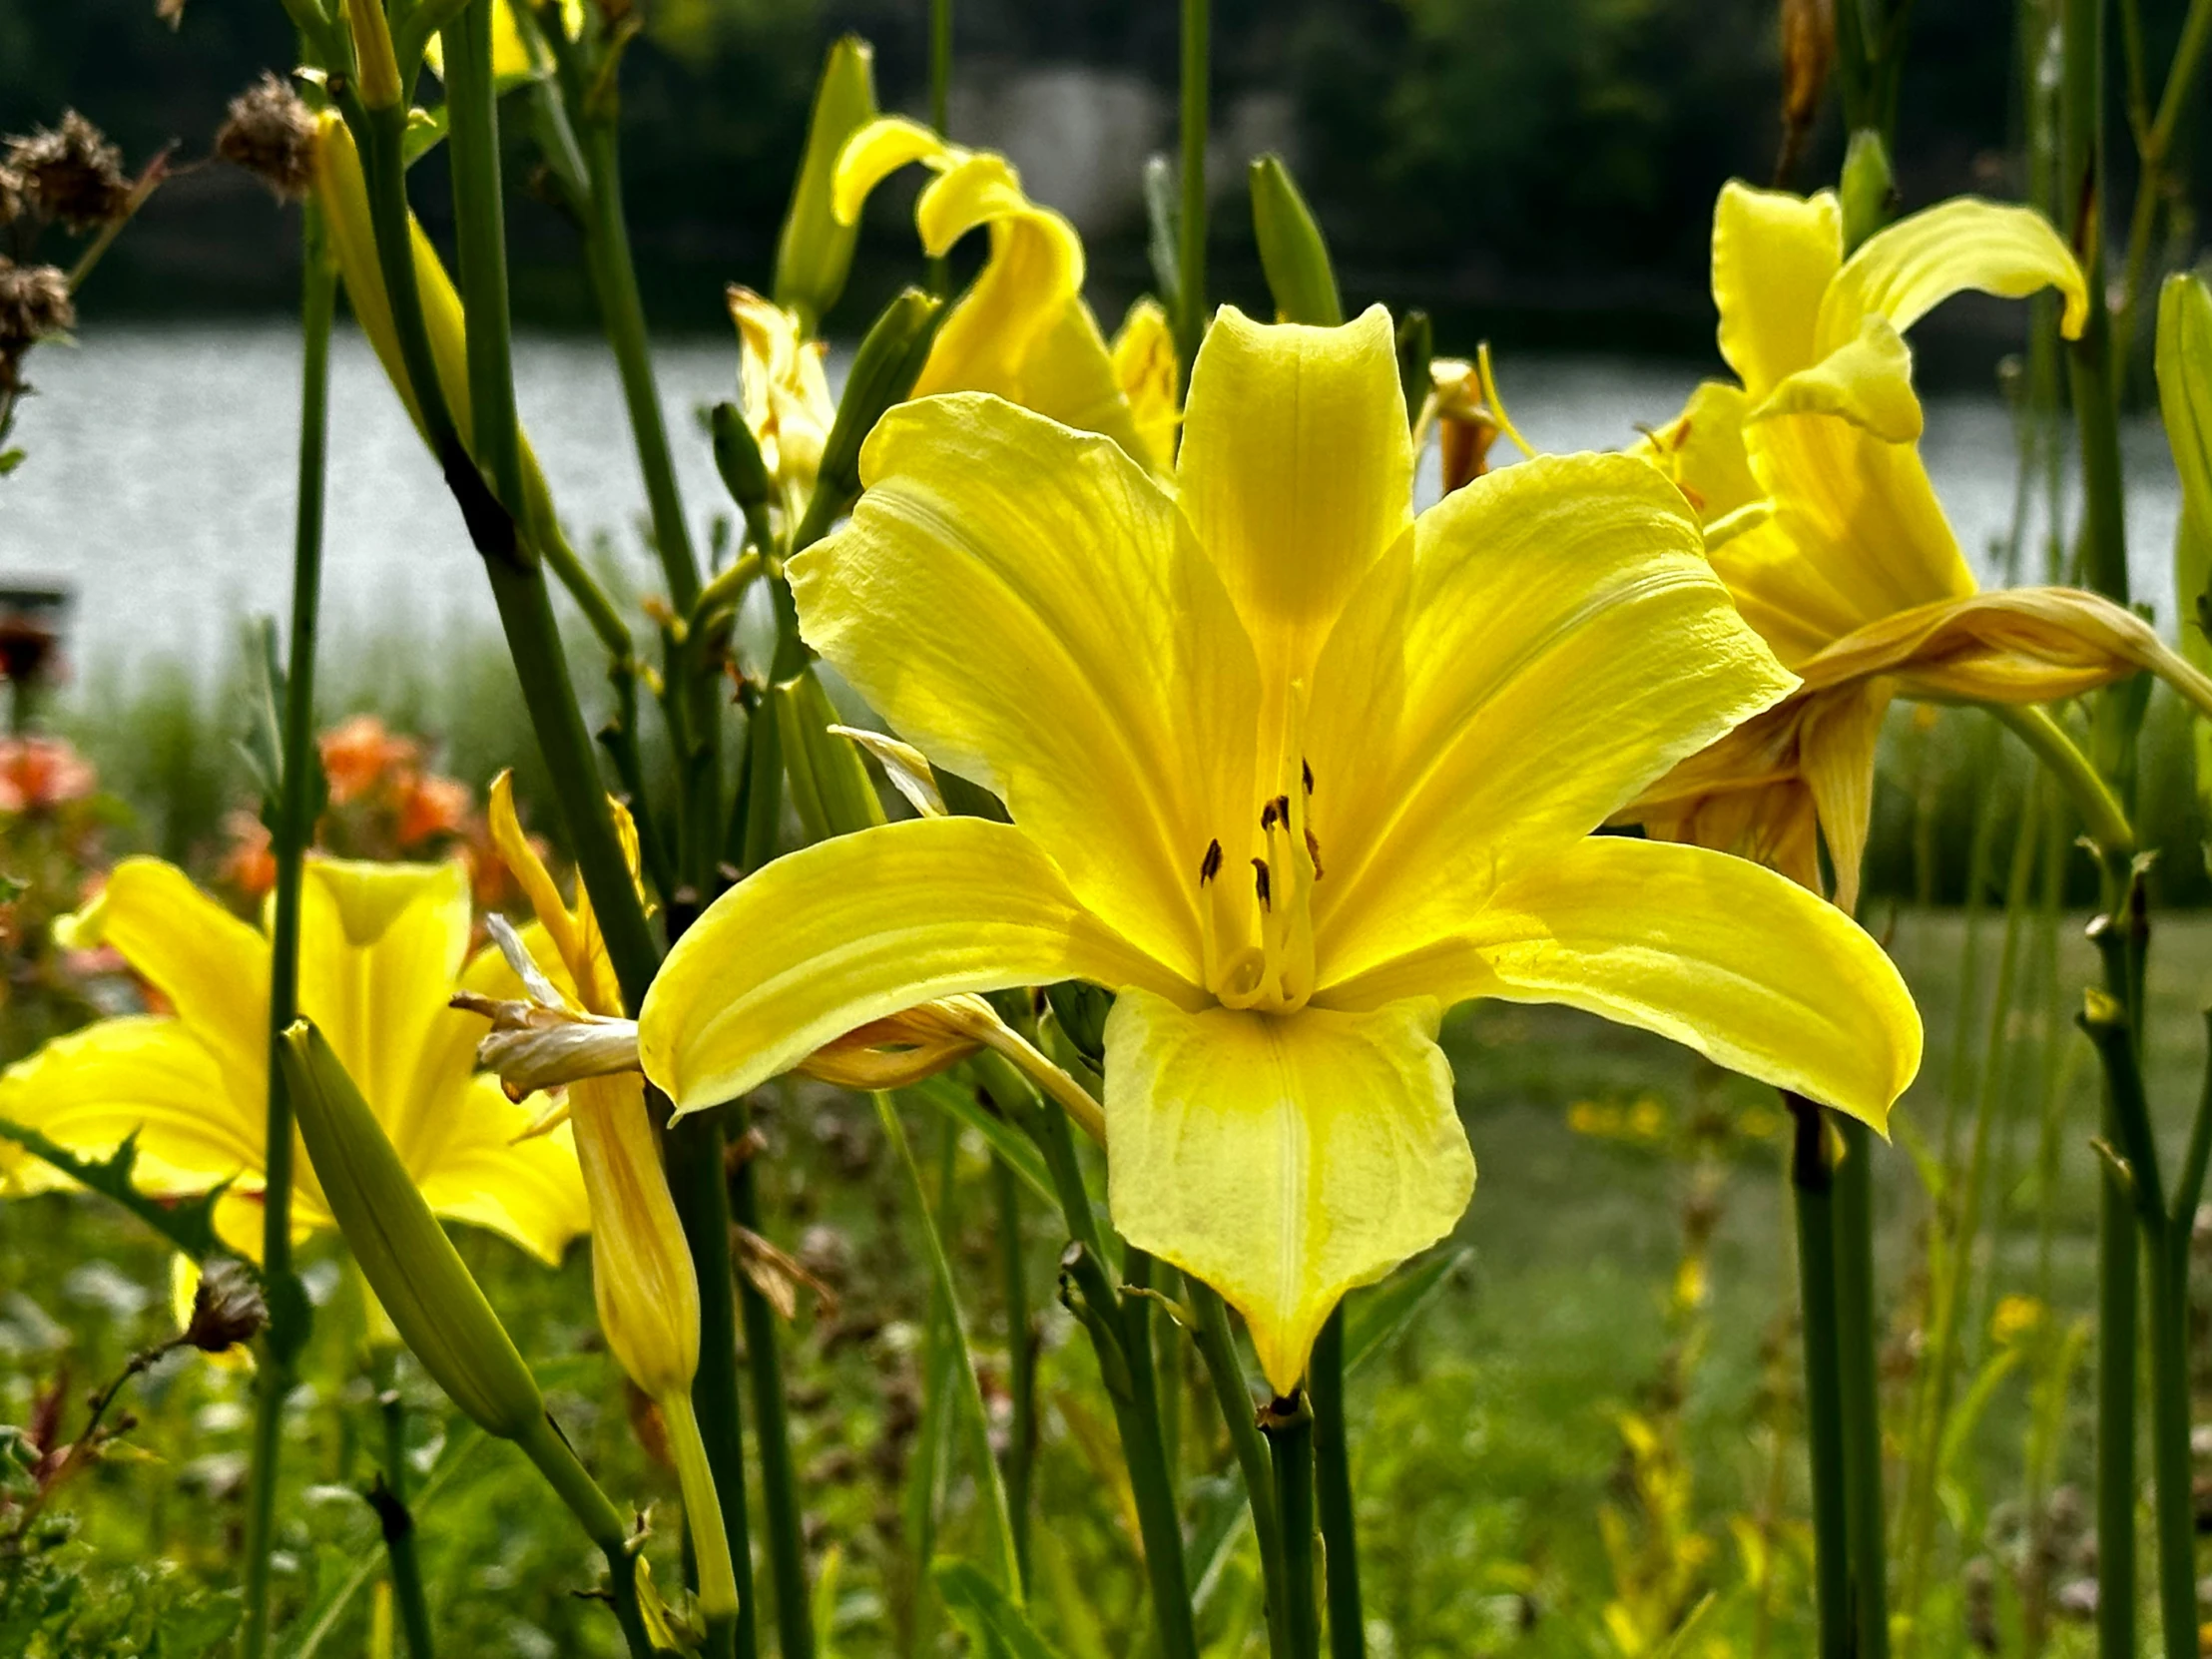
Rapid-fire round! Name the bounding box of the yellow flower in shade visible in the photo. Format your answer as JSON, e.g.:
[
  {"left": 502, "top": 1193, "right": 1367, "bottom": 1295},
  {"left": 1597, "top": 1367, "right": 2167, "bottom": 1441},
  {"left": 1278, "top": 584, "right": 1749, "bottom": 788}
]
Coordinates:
[
  {"left": 481, "top": 777, "right": 739, "bottom": 1629},
  {"left": 0, "top": 856, "right": 588, "bottom": 1264},
  {"left": 1622, "top": 183, "right": 2212, "bottom": 908},
  {"left": 728, "top": 285, "right": 837, "bottom": 513},
  {"left": 831, "top": 117, "right": 1154, "bottom": 465},
  {"left": 637, "top": 306, "right": 1924, "bottom": 1392}
]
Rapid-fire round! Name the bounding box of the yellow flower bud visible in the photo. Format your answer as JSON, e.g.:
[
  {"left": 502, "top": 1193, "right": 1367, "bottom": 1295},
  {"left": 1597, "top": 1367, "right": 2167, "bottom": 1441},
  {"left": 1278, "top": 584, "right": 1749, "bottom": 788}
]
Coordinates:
[
  {"left": 345, "top": 0, "right": 404, "bottom": 111},
  {"left": 279, "top": 1021, "right": 546, "bottom": 1441}
]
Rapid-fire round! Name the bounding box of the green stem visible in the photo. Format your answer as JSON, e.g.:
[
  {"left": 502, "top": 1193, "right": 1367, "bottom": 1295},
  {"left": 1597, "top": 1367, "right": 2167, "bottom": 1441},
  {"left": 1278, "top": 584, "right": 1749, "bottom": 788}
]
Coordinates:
[
  {"left": 926, "top": 0, "right": 953, "bottom": 295},
  {"left": 665, "top": 1105, "right": 758, "bottom": 1659},
  {"left": 2145, "top": 1229, "right": 2194, "bottom": 1659},
  {"left": 1309, "top": 1312, "right": 1364, "bottom": 1659},
  {"left": 733, "top": 1098, "right": 814, "bottom": 1659},
  {"left": 993, "top": 1156, "right": 1034, "bottom": 1589},
  {"left": 2111, "top": 0, "right": 2212, "bottom": 363},
  {"left": 2088, "top": 858, "right": 2143, "bottom": 1659},
  {"left": 1176, "top": 0, "right": 1210, "bottom": 382},
  {"left": 1120, "top": 1248, "right": 1200, "bottom": 1659},
  {"left": 512, "top": 1415, "right": 654, "bottom": 1659},
  {"left": 1787, "top": 1093, "right": 1851, "bottom": 1659},
  {"left": 1986, "top": 703, "right": 2134, "bottom": 858},
  {"left": 373, "top": 1389, "right": 437, "bottom": 1659},
  {"left": 1831, "top": 1117, "right": 1889, "bottom": 1659},
  {"left": 239, "top": 200, "right": 336, "bottom": 1659},
  {"left": 664, "top": 1390, "right": 742, "bottom": 1650},
  {"left": 1262, "top": 1392, "right": 1319, "bottom": 1659},
  {"left": 1188, "top": 1282, "right": 1290, "bottom": 1659}
]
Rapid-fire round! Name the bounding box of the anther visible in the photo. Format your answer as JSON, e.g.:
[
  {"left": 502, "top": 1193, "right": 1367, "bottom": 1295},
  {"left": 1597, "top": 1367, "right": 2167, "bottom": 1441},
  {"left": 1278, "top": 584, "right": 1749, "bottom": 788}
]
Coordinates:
[
  {"left": 1305, "top": 828, "right": 1326, "bottom": 879},
  {"left": 1252, "top": 858, "right": 1273, "bottom": 912},
  {"left": 1302, "top": 758, "right": 1315, "bottom": 796},
  {"left": 1272, "top": 793, "right": 1292, "bottom": 828},
  {"left": 1260, "top": 799, "right": 1280, "bottom": 832},
  {"left": 1199, "top": 838, "right": 1223, "bottom": 884}
]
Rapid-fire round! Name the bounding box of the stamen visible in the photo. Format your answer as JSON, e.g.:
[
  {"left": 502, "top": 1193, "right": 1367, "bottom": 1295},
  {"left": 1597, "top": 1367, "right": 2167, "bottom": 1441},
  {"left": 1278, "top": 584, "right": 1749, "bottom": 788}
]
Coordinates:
[
  {"left": 1305, "top": 827, "right": 1326, "bottom": 879},
  {"left": 1259, "top": 799, "right": 1280, "bottom": 832},
  {"left": 1199, "top": 838, "right": 1223, "bottom": 884},
  {"left": 1272, "top": 793, "right": 1292, "bottom": 828},
  {"left": 1302, "top": 758, "right": 1314, "bottom": 796},
  {"left": 1252, "top": 857, "right": 1273, "bottom": 912}
]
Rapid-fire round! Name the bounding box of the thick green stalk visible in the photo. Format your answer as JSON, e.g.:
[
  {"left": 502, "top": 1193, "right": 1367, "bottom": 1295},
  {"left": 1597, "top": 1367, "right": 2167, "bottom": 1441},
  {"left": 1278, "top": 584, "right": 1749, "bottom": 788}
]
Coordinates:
[
  {"left": 1828, "top": 1118, "right": 1887, "bottom": 1659},
  {"left": 374, "top": 1389, "right": 437, "bottom": 1659},
  {"left": 1309, "top": 1312, "right": 1363, "bottom": 1659},
  {"left": 994, "top": 1157, "right": 1034, "bottom": 1588},
  {"left": 926, "top": 0, "right": 952, "bottom": 296},
  {"left": 1120, "top": 1248, "right": 1201, "bottom": 1659},
  {"left": 2089, "top": 862, "right": 2143, "bottom": 1659},
  {"left": 733, "top": 1097, "right": 815, "bottom": 1659},
  {"left": 2144, "top": 1232, "right": 2195, "bottom": 1659},
  {"left": 512, "top": 1415, "right": 655, "bottom": 1659},
  {"left": 239, "top": 201, "right": 336, "bottom": 1659},
  {"left": 1176, "top": 0, "right": 1209, "bottom": 381},
  {"left": 1188, "top": 1282, "right": 1289, "bottom": 1659},
  {"left": 1787, "top": 1094, "right": 1851, "bottom": 1659},
  {"left": 1262, "top": 1392, "right": 1319, "bottom": 1659}
]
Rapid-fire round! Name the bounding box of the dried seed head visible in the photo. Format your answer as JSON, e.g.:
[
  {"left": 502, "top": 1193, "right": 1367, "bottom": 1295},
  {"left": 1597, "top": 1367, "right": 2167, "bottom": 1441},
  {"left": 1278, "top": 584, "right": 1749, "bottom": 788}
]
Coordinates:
[
  {"left": 183, "top": 1259, "right": 268, "bottom": 1354},
  {"left": 217, "top": 74, "right": 318, "bottom": 203},
  {"left": 0, "top": 261, "right": 76, "bottom": 349},
  {"left": 0, "top": 167, "right": 22, "bottom": 225},
  {"left": 6, "top": 112, "right": 132, "bottom": 232}
]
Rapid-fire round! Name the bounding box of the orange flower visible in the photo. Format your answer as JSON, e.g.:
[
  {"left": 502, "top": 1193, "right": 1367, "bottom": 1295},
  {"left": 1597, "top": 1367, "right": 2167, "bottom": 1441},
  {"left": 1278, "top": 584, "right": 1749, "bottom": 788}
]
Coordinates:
[
  {"left": 396, "top": 773, "right": 471, "bottom": 846},
  {"left": 0, "top": 737, "right": 95, "bottom": 814},
  {"left": 219, "top": 809, "right": 277, "bottom": 899},
  {"left": 318, "top": 715, "right": 417, "bottom": 806}
]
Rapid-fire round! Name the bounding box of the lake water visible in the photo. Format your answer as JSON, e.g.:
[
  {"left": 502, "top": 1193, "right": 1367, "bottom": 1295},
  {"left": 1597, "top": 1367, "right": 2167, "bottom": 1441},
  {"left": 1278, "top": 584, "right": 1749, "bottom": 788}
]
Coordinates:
[{"left": 0, "top": 320, "right": 2188, "bottom": 684}]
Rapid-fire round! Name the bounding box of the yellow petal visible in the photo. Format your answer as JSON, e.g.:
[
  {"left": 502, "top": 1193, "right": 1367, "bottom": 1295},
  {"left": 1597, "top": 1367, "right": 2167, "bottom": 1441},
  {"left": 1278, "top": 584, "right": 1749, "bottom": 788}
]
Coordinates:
[
  {"left": 1818, "top": 196, "right": 2089, "bottom": 354},
  {"left": 564, "top": 1073, "right": 698, "bottom": 1397},
  {"left": 1750, "top": 315, "right": 1924, "bottom": 442},
  {"left": 0, "top": 1016, "right": 260, "bottom": 1195},
  {"left": 59, "top": 857, "right": 270, "bottom": 1091},
  {"left": 1308, "top": 452, "right": 1796, "bottom": 993},
  {"left": 1799, "top": 681, "right": 1897, "bottom": 914},
  {"left": 1711, "top": 182, "right": 1842, "bottom": 399},
  {"left": 295, "top": 857, "right": 471, "bottom": 1145},
  {"left": 1177, "top": 304, "right": 1412, "bottom": 686},
  {"left": 1110, "top": 296, "right": 1181, "bottom": 472},
  {"left": 1103, "top": 989, "right": 1472, "bottom": 1396},
  {"left": 639, "top": 817, "right": 1197, "bottom": 1115},
  {"left": 411, "top": 1075, "right": 591, "bottom": 1267},
  {"left": 794, "top": 393, "right": 1260, "bottom": 980},
  {"left": 1637, "top": 380, "right": 1762, "bottom": 524},
  {"left": 830, "top": 115, "right": 947, "bottom": 227},
  {"left": 1474, "top": 837, "right": 1920, "bottom": 1130}
]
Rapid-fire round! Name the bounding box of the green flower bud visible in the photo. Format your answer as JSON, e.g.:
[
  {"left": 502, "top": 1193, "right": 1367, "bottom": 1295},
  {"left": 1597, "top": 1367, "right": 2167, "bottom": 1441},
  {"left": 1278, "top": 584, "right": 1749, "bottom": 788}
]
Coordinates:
[
  {"left": 774, "top": 36, "right": 879, "bottom": 336},
  {"left": 1394, "top": 308, "right": 1432, "bottom": 429},
  {"left": 1250, "top": 154, "right": 1343, "bottom": 327},
  {"left": 1839, "top": 129, "right": 1896, "bottom": 253},
  {"left": 2158, "top": 274, "right": 2212, "bottom": 545},
  {"left": 793, "top": 286, "right": 944, "bottom": 548},
  {"left": 710, "top": 400, "right": 774, "bottom": 518},
  {"left": 777, "top": 667, "right": 887, "bottom": 840},
  {"left": 279, "top": 1021, "right": 545, "bottom": 1441}
]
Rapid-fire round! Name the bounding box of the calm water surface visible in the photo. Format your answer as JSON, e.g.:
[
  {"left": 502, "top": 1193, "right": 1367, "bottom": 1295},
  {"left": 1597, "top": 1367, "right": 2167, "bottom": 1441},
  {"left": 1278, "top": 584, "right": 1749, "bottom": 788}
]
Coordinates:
[{"left": 0, "top": 320, "right": 2187, "bottom": 683}]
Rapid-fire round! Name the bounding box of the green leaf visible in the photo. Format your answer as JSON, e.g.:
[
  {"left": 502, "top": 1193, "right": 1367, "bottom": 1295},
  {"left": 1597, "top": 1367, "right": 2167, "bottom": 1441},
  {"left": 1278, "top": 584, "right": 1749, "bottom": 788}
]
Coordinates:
[
  {"left": 401, "top": 104, "right": 451, "bottom": 169},
  {"left": 0, "top": 449, "right": 24, "bottom": 477},
  {"left": 1341, "top": 1245, "right": 1468, "bottom": 1379},
  {"left": 933, "top": 1560, "right": 1063, "bottom": 1659},
  {"left": 0, "top": 1119, "right": 242, "bottom": 1269},
  {"left": 906, "top": 1072, "right": 1056, "bottom": 1208}
]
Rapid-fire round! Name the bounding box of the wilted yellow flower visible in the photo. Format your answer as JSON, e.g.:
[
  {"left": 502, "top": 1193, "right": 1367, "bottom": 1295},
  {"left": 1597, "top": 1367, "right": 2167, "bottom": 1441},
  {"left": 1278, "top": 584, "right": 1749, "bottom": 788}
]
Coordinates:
[
  {"left": 1624, "top": 183, "right": 2212, "bottom": 908},
  {"left": 0, "top": 856, "right": 588, "bottom": 1263},
  {"left": 831, "top": 117, "right": 1153, "bottom": 465},
  {"left": 728, "top": 284, "right": 837, "bottom": 512},
  {"left": 639, "top": 306, "right": 1922, "bottom": 1391}
]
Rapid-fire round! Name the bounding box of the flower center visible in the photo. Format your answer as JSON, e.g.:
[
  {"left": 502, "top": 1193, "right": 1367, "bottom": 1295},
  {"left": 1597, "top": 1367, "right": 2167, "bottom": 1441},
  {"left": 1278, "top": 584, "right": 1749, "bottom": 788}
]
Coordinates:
[{"left": 1198, "top": 691, "right": 1323, "bottom": 1014}]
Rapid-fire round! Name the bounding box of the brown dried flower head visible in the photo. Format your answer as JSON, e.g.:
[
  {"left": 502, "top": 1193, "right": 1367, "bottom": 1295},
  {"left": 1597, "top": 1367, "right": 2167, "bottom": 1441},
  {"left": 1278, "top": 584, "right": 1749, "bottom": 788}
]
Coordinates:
[
  {"left": 217, "top": 74, "right": 318, "bottom": 202},
  {"left": 0, "top": 260, "right": 76, "bottom": 350},
  {"left": 183, "top": 1259, "right": 269, "bottom": 1354},
  {"left": 6, "top": 112, "right": 132, "bottom": 233}
]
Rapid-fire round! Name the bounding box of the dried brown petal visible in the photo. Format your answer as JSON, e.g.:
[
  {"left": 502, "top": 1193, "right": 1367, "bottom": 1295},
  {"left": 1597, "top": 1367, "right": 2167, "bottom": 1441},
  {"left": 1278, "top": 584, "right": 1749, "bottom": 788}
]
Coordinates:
[
  {"left": 0, "top": 260, "right": 76, "bottom": 348},
  {"left": 6, "top": 112, "right": 132, "bottom": 232},
  {"left": 184, "top": 1259, "right": 269, "bottom": 1354},
  {"left": 217, "top": 74, "right": 318, "bottom": 203}
]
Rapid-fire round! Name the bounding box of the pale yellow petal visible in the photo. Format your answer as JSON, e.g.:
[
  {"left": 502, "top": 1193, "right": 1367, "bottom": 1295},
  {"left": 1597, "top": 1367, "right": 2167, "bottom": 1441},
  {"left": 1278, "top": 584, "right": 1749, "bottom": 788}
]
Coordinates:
[
  {"left": 793, "top": 393, "right": 1259, "bottom": 979},
  {"left": 1637, "top": 380, "right": 1762, "bottom": 524},
  {"left": 1473, "top": 837, "right": 1919, "bottom": 1129},
  {"left": 1102, "top": 989, "right": 1472, "bottom": 1395},
  {"left": 59, "top": 858, "right": 270, "bottom": 1091},
  {"left": 638, "top": 817, "right": 1198, "bottom": 1116},
  {"left": 1177, "top": 304, "right": 1412, "bottom": 686},
  {"left": 1111, "top": 296, "right": 1181, "bottom": 472},
  {"left": 1711, "top": 182, "right": 1843, "bottom": 399},
  {"left": 1308, "top": 452, "right": 1797, "bottom": 994},
  {"left": 1750, "top": 315, "right": 1924, "bottom": 442},
  {"left": 410, "top": 1075, "right": 591, "bottom": 1267},
  {"left": 564, "top": 1073, "right": 697, "bottom": 1397},
  {"left": 1817, "top": 196, "right": 2089, "bottom": 354},
  {"left": 1799, "top": 681, "right": 1897, "bottom": 914}
]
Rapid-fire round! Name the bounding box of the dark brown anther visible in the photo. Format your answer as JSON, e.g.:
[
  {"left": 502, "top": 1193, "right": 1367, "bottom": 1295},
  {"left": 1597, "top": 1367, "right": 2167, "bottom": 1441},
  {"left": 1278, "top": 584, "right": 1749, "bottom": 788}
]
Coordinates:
[
  {"left": 1199, "top": 838, "right": 1223, "bottom": 884},
  {"left": 1260, "top": 799, "right": 1280, "bottom": 831},
  {"left": 1252, "top": 858, "right": 1273, "bottom": 912},
  {"left": 1301, "top": 758, "right": 1315, "bottom": 795},
  {"left": 1305, "top": 828, "right": 1326, "bottom": 879},
  {"left": 1273, "top": 793, "right": 1292, "bottom": 827}
]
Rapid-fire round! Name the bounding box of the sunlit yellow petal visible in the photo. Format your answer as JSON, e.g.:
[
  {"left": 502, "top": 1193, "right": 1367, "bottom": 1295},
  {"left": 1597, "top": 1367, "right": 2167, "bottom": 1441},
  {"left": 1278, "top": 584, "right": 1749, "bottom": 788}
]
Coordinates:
[
  {"left": 1178, "top": 305, "right": 1412, "bottom": 686},
  {"left": 1818, "top": 196, "right": 2088, "bottom": 353},
  {"left": 1103, "top": 989, "right": 1472, "bottom": 1395},
  {"left": 410, "top": 1075, "right": 590, "bottom": 1267},
  {"left": 1750, "top": 315, "right": 1924, "bottom": 442},
  {"left": 1474, "top": 837, "right": 1919, "bottom": 1130},
  {"left": 58, "top": 857, "right": 270, "bottom": 1090},
  {"left": 1309, "top": 453, "right": 1796, "bottom": 993},
  {"left": 830, "top": 115, "right": 947, "bottom": 226},
  {"left": 1711, "top": 182, "right": 1842, "bottom": 398},
  {"left": 296, "top": 858, "right": 471, "bottom": 1145},
  {"left": 1637, "top": 380, "right": 1761, "bottom": 523},
  {"left": 1111, "top": 297, "right": 1181, "bottom": 472},
  {"left": 919, "top": 291, "right": 1150, "bottom": 462},
  {"left": 795, "top": 393, "right": 1260, "bottom": 979},
  {"left": 0, "top": 1016, "right": 261, "bottom": 1195},
  {"left": 639, "top": 817, "right": 1198, "bottom": 1115}
]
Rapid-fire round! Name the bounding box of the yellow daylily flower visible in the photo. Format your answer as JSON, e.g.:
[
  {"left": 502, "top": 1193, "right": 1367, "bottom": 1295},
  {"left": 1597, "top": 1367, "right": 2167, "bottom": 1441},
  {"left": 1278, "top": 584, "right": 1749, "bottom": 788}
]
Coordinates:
[
  {"left": 638, "top": 306, "right": 1923, "bottom": 1392},
  {"left": 0, "top": 855, "right": 588, "bottom": 1264},
  {"left": 1109, "top": 297, "right": 1182, "bottom": 472},
  {"left": 480, "top": 777, "right": 738, "bottom": 1626},
  {"left": 1624, "top": 183, "right": 2212, "bottom": 907},
  {"left": 831, "top": 116, "right": 1152, "bottom": 465},
  {"left": 729, "top": 284, "right": 837, "bottom": 515}
]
